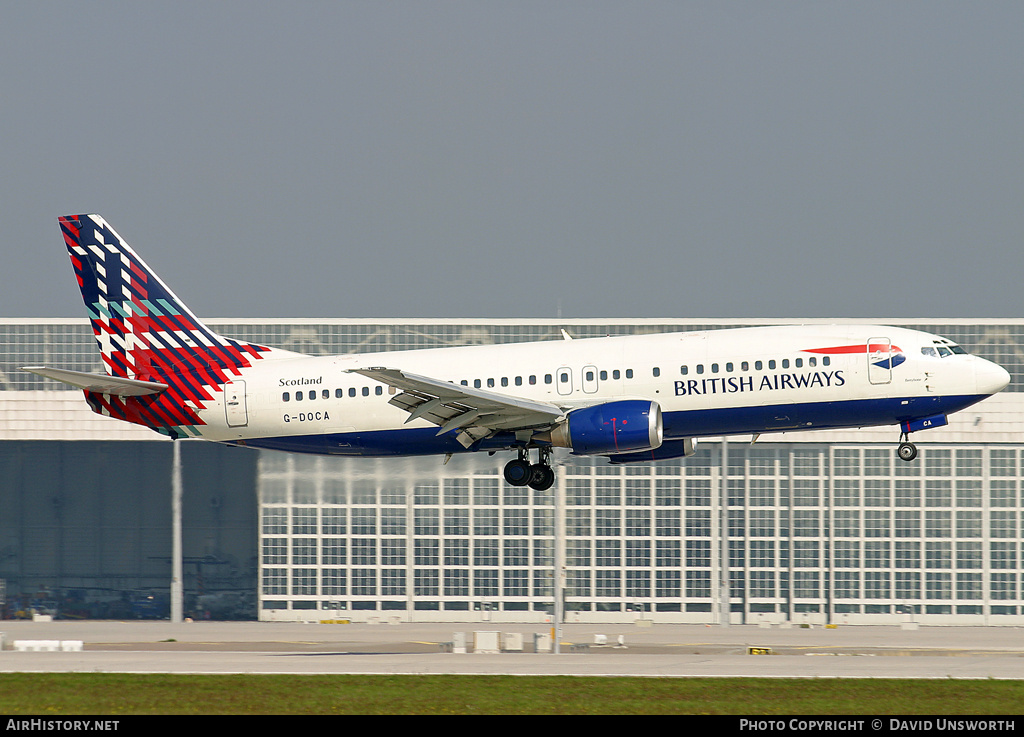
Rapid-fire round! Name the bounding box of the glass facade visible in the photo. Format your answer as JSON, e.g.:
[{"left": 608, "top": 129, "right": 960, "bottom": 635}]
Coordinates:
[{"left": 256, "top": 441, "right": 1024, "bottom": 624}]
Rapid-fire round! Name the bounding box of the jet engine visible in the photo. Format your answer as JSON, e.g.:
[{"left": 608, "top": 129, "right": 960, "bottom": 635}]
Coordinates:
[{"left": 545, "top": 400, "right": 663, "bottom": 455}]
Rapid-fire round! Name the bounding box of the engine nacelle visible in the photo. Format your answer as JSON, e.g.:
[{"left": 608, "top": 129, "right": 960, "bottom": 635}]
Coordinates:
[
  {"left": 547, "top": 400, "right": 663, "bottom": 455},
  {"left": 607, "top": 437, "right": 697, "bottom": 464}
]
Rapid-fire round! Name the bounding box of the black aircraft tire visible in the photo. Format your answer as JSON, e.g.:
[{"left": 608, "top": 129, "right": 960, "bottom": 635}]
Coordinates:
[
  {"left": 897, "top": 442, "right": 918, "bottom": 462},
  {"left": 503, "top": 458, "right": 532, "bottom": 486},
  {"left": 528, "top": 464, "right": 556, "bottom": 491}
]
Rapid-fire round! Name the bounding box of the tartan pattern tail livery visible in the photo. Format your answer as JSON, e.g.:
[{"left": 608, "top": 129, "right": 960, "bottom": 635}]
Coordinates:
[{"left": 59, "top": 214, "right": 285, "bottom": 437}]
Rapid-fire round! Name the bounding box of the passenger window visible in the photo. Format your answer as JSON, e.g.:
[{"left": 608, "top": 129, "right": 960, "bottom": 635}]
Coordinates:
[
  {"left": 680, "top": 365, "right": 688, "bottom": 375},
  {"left": 600, "top": 370, "right": 607, "bottom": 381},
  {"left": 362, "top": 387, "right": 369, "bottom": 396},
  {"left": 711, "top": 363, "right": 719, "bottom": 374},
  {"left": 474, "top": 379, "right": 482, "bottom": 388},
  {"left": 295, "top": 391, "right": 303, "bottom": 401},
  {"left": 322, "top": 389, "right": 330, "bottom": 399},
  {"left": 652, "top": 367, "right": 660, "bottom": 377},
  {"left": 822, "top": 357, "right": 830, "bottom": 366},
  {"left": 309, "top": 390, "right": 316, "bottom": 400},
  {"left": 726, "top": 362, "right": 733, "bottom": 372},
  {"left": 559, "top": 372, "right": 569, "bottom": 383},
  {"left": 612, "top": 370, "right": 620, "bottom": 380},
  {"left": 515, "top": 376, "right": 522, "bottom": 386},
  {"left": 808, "top": 357, "right": 816, "bottom": 367},
  {"left": 696, "top": 365, "right": 704, "bottom": 375},
  {"left": 283, "top": 392, "right": 290, "bottom": 402},
  {"left": 781, "top": 359, "right": 789, "bottom": 369},
  {"left": 755, "top": 361, "right": 763, "bottom": 370},
  {"left": 625, "top": 369, "right": 633, "bottom": 379},
  {"left": 335, "top": 389, "right": 343, "bottom": 398},
  {"left": 529, "top": 375, "right": 537, "bottom": 385},
  {"left": 769, "top": 360, "right": 776, "bottom": 370},
  {"left": 795, "top": 359, "right": 802, "bottom": 368},
  {"left": 487, "top": 378, "right": 495, "bottom": 388},
  {"left": 741, "top": 361, "right": 749, "bottom": 371},
  {"left": 349, "top": 387, "right": 356, "bottom": 397},
  {"left": 375, "top": 386, "right": 383, "bottom": 395},
  {"left": 586, "top": 371, "right": 595, "bottom": 381},
  {"left": 545, "top": 374, "right": 553, "bottom": 384}
]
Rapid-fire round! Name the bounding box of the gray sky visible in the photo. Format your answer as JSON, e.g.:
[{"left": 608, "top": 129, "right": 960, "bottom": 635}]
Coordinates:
[{"left": 2, "top": 2, "right": 1022, "bottom": 320}]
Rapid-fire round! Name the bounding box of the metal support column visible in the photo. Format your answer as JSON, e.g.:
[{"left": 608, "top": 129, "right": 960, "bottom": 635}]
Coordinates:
[{"left": 171, "top": 439, "right": 183, "bottom": 623}]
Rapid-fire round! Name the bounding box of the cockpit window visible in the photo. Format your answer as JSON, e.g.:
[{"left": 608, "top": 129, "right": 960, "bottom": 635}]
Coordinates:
[{"left": 927, "top": 340, "right": 968, "bottom": 357}]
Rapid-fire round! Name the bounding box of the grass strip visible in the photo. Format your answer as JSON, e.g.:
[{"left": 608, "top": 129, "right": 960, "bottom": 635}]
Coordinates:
[{"left": 0, "top": 674, "right": 1021, "bottom": 715}]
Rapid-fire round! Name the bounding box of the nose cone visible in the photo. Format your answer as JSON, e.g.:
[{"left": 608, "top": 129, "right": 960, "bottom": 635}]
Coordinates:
[{"left": 976, "top": 358, "right": 1011, "bottom": 395}]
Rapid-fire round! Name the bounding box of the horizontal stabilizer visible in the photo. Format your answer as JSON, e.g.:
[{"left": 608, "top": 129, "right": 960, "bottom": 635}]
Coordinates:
[{"left": 21, "top": 367, "right": 168, "bottom": 396}]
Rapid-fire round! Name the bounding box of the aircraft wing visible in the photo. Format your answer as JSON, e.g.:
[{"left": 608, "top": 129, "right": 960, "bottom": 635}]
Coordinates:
[
  {"left": 21, "top": 366, "right": 168, "bottom": 396},
  {"left": 348, "top": 367, "right": 565, "bottom": 448}
]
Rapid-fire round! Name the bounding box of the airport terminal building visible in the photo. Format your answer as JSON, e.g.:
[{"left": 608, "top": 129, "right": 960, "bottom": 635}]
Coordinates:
[{"left": 1, "top": 318, "right": 1023, "bottom": 625}]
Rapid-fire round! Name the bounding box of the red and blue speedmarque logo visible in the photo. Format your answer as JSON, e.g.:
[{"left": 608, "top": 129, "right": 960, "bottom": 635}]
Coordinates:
[{"left": 803, "top": 343, "right": 906, "bottom": 370}]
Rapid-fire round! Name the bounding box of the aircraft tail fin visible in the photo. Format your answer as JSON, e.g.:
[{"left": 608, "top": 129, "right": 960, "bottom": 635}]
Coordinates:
[{"left": 56, "top": 214, "right": 295, "bottom": 435}]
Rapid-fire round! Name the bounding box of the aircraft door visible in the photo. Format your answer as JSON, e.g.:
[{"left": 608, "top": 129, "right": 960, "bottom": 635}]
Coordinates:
[
  {"left": 556, "top": 367, "right": 574, "bottom": 396},
  {"left": 582, "top": 365, "right": 599, "bottom": 394},
  {"left": 224, "top": 380, "right": 248, "bottom": 427},
  {"left": 867, "top": 338, "right": 892, "bottom": 385}
]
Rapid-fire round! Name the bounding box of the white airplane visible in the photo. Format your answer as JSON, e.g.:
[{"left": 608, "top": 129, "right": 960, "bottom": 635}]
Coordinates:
[{"left": 24, "top": 214, "right": 1011, "bottom": 491}]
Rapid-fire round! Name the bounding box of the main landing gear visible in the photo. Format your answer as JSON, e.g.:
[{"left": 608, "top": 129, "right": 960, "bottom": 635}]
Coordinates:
[
  {"left": 897, "top": 432, "right": 918, "bottom": 462},
  {"left": 504, "top": 447, "right": 555, "bottom": 491}
]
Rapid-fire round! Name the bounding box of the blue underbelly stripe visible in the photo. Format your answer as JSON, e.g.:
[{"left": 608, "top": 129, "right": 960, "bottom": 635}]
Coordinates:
[{"left": 229, "top": 394, "right": 988, "bottom": 457}]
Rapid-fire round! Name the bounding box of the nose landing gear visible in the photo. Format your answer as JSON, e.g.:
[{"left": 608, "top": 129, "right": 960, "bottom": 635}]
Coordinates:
[
  {"left": 897, "top": 432, "right": 918, "bottom": 462},
  {"left": 503, "top": 447, "right": 555, "bottom": 490}
]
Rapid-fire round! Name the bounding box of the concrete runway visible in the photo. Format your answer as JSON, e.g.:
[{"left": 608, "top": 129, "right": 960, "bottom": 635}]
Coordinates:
[{"left": 2, "top": 621, "right": 1024, "bottom": 678}]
